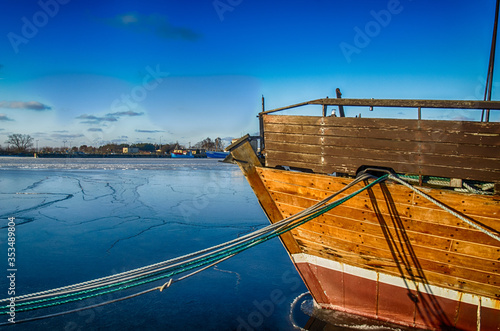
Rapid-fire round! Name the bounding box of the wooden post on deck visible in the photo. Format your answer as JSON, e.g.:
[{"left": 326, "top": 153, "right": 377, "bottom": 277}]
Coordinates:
[
  {"left": 336, "top": 88, "right": 345, "bottom": 117},
  {"left": 260, "top": 96, "right": 265, "bottom": 151}
]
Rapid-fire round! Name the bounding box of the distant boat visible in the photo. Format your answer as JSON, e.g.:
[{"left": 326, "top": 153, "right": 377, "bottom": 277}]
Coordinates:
[
  {"left": 171, "top": 149, "right": 207, "bottom": 158},
  {"left": 171, "top": 150, "right": 194, "bottom": 158},
  {"left": 206, "top": 151, "right": 229, "bottom": 158}
]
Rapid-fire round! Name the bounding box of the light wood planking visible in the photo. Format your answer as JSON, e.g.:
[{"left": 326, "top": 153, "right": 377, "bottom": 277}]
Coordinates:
[{"left": 256, "top": 166, "right": 500, "bottom": 300}]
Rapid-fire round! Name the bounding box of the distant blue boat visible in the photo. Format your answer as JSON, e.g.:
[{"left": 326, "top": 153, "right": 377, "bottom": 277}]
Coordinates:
[
  {"left": 206, "top": 151, "right": 229, "bottom": 158},
  {"left": 171, "top": 150, "right": 194, "bottom": 158}
]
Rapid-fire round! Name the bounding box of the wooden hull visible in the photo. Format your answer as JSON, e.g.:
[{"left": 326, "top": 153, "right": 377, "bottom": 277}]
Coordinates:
[
  {"left": 294, "top": 254, "right": 499, "bottom": 330},
  {"left": 228, "top": 138, "right": 500, "bottom": 330},
  {"left": 259, "top": 166, "right": 500, "bottom": 330}
]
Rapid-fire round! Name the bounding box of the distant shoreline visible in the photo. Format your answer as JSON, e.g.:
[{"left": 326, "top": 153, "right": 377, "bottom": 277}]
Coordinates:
[{"left": 0, "top": 153, "right": 183, "bottom": 158}]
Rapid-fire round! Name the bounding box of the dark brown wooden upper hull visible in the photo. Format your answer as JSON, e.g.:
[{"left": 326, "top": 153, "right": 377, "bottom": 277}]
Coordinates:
[{"left": 263, "top": 115, "right": 500, "bottom": 183}]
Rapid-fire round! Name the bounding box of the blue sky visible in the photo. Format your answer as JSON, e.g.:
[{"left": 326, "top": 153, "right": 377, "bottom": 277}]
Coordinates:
[{"left": 0, "top": 0, "right": 498, "bottom": 148}]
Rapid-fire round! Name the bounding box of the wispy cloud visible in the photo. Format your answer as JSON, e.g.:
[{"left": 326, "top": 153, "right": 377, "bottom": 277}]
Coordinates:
[
  {"left": 50, "top": 133, "right": 85, "bottom": 139},
  {"left": 0, "top": 101, "right": 52, "bottom": 111},
  {"left": 78, "top": 110, "right": 143, "bottom": 125},
  {"left": 77, "top": 114, "right": 117, "bottom": 124},
  {"left": 106, "top": 110, "right": 144, "bottom": 117},
  {"left": 103, "top": 12, "right": 201, "bottom": 41},
  {"left": 88, "top": 128, "right": 103, "bottom": 132},
  {"left": 0, "top": 114, "right": 14, "bottom": 121},
  {"left": 135, "top": 129, "right": 165, "bottom": 133},
  {"left": 111, "top": 137, "right": 129, "bottom": 143}
]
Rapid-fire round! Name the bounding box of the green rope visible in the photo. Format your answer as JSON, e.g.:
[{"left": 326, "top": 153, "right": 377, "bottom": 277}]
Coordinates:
[
  {"left": 3, "top": 240, "right": 261, "bottom": 313},
  {"left": 0, "top": 174, "right": 387, "bottom": 315}
]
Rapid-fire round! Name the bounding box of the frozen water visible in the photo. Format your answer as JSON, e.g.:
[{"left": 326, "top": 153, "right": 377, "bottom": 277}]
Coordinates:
[
  {"left": 0, "top": 157, "right": 418, "bottom": 330},
  {"left": 0, "top": 157, "right": 308, "bottom": 330}
]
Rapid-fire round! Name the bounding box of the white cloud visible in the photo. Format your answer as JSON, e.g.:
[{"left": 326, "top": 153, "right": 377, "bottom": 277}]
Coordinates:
[
  {"left": 0, "top": 114, "right": 14, "bottom": 121},
  {"left": 0, "top": 101, "right": 51, "bottom": 111}
]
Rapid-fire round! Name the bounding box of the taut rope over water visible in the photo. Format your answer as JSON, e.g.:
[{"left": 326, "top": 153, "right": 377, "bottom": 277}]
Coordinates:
[
  {"left": 0, "top": 173, "right": 384, "bottom": 325},
  {"left": 2, "top": 172, "right": 497, "bottom": 325}
]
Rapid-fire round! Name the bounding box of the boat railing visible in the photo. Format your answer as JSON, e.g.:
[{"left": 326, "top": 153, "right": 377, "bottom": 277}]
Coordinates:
[
  {"left": 255, "top": 98, "right": 500, "bottom": 190},
  {"left": 259, "top": 98, "right": 500, "bottom": 119},
  {"left": 258, "top": 98, "right": 500, "bottom": 154}
]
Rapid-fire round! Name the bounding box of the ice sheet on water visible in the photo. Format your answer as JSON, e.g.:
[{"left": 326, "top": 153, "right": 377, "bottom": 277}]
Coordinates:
[
  {"left": 0, "top": 156, "right": 229, "bottom": 171},
  {"left": 0, "top": 157, "right": 315, "bottom": 330}
]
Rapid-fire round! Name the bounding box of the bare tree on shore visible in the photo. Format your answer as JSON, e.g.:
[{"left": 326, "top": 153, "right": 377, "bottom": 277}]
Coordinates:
[
  {"left": 214, "top": 137, "right": 224, "bottom": 151},
  {"left": 5, "top": 134, "right": 34, "bottom": 152}
]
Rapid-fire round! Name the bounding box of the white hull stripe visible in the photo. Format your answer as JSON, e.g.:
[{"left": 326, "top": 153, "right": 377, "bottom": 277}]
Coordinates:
[{"left": 292, "top": 253, "right": 500, "bottom": 310}]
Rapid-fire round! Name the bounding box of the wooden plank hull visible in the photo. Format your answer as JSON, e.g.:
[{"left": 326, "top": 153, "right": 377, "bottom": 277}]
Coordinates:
[
  {"left": 252, "top": 167, "right": 500, "bottom": 330},
  {"left": 226, "top": 134, "right": 500, "bottom": 330},
  {"left": 263, "top": 115, "right": 500, "bottom": 183}
]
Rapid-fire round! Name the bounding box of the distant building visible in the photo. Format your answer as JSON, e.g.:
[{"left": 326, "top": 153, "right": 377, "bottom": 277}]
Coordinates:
[{"left": 123, "top": 147, "right": 139, "bottom": 154}]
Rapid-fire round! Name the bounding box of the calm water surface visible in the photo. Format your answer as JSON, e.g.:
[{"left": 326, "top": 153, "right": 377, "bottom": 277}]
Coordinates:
[{"left": 0, "top": 157, "right": 311, "bottom": 330}]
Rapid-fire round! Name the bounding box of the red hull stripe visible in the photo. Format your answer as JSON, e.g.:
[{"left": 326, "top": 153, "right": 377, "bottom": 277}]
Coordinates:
[{"left": 292, "top": 253, "right": 500, "bottom": 331}]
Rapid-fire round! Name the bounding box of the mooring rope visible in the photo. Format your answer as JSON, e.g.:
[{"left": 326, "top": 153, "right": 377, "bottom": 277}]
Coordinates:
[
  {"left": 388, "top": 174, "right": 500, "bottom": 242},
  {"left": 3, "top": 174, "right": 372, "bottom": 307},
  {"left": 3, "top": 172, "right": 497, "bottom": 325},
  {"left": 0, "top": 173, "right": 384, "bottom": 324}
]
